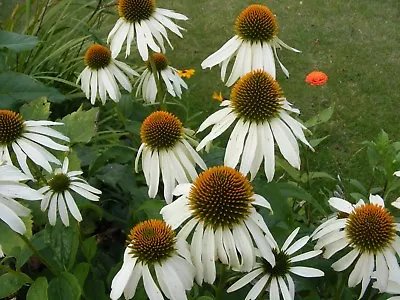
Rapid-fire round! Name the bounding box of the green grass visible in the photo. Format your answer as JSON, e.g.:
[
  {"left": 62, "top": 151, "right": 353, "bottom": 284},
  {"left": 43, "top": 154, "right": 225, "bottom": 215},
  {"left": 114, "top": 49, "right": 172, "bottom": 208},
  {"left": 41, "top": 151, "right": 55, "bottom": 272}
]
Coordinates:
[
  {"left": 3, "top": 0, "right": 400, "bottom": 184},
  {"left": 152, "top": 0, "right": 400, "bottom": 183}
]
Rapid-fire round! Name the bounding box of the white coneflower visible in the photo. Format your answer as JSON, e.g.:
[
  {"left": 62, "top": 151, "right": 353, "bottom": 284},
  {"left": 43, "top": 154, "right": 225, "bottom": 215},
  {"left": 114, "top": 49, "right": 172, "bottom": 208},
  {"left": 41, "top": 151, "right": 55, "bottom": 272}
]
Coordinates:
[
  {"left": 201, "top": 4, "right": 299, "bottom": 86},
  {"left": 0, "top": 163, "right": 43, "bottom": 234},
  {"left": 0, "top": 110, "right": 69, "bottom": 177},
  {"left": 312, "top": 194, "right": 400, "bottom": 298},
  {"left": 110, "top": 219, "right": 195, "bottom": 300},
  {"left": 107, "top": 0, "right": 188, "bottom": 60},
  {"left": 135, "top": 111, "right": 206, "bottom": 203},
  {"left": 136, "top": 53, "right": 188, "bottom": 104},
  {"left": 161, "top": 166, "right": 277, "bottom": 285},
  {"left": 228, "top": 227, "right": 324, "bottom": 300},
  {"left": 77, "top": 44, "right": 138, "bottom": 105},
  {"left": 39, "top": 157, "right": 101, "bottom": 226},
  {"left": 197, "top": 70, "right": 312, "bottom": 182}
]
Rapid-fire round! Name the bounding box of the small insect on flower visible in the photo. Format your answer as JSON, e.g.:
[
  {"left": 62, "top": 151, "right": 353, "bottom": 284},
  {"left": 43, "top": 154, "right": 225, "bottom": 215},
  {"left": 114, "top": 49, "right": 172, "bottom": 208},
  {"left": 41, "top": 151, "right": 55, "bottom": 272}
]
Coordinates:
[
  {"left": 305, "top": 71, "right": 328, "bottom": 86},
  {"left": 177, "top": 69, "right": 195, "bottom": 79}
]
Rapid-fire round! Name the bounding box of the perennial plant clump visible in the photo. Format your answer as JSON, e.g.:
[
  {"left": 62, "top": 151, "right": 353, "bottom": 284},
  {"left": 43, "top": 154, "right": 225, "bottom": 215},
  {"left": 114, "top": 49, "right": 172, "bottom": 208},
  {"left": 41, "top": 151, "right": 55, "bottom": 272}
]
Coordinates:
[{"left": 0, "top": 1, "right": 398, "bottom": 300}]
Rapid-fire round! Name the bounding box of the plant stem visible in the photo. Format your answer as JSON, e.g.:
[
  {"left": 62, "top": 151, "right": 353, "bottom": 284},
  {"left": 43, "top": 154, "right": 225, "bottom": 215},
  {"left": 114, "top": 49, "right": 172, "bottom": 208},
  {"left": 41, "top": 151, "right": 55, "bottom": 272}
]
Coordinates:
[
  {"left": 19, "top": 234, "right": 58, "bottom": 276},
  {"left": 148, "top": 53, "right": 167, "bottom": 111},
  {"left": 215, "top": 265, "right": 226, "bottom": 300}
]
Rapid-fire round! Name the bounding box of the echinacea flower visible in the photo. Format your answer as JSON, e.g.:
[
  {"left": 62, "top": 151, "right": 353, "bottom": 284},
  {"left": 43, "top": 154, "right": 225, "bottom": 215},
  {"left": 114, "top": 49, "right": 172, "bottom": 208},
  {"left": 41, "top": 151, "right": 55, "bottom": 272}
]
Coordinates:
[
  {"left": 135, "top": 53, "right": 188, "bottom": 104},
  {"left": 312, "top": 194, "right": 400, "bottom": 298},
  {"left": 0, "top": 163, "right": 42, "bottom": 234},
  {"left": 107, "top": 0, "right": 188, "bottom": 60},
  {"left": 161, "top": 166, "right": 277, "bottom": 285},
  {"left": 135, "top": 111, "right": 206, "bottom": 203},
  {"left": 77, "top": 44, "right": 138, "bottom": 105},
  {"left": 38, "top": 157, "right": 101, "bottom": 226},
  {"left": 177, "top": 69, "right": 195, "bottom": 79},
  {"left": 110, "top": 219, "right": 195, "bottom": 300},
  {"left": 0, "top": 110, "right": 69, "bottom": 177},
  {"left": 197, "top": 70, "right": 313, "bottom": 182},
  {"left": 305, "top": 71, "right": 328, "bottom": 86},
  {"left": 201, "top": 4, "right": 299, "bottom": 86},
  {"left": 228, "top": 227, "right": 324, "bottom": 300}
]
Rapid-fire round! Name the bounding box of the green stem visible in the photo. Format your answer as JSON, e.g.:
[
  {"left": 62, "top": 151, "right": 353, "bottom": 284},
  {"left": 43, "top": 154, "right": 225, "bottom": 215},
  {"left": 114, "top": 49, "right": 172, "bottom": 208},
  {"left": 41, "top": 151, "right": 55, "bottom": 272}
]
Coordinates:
[
  {"left": 148, "top": 53, "right": 166, "bottom": 111},
  {"left": 19, "top": 234, "right": 58, "bottom": 276},
  {"left": 215, "top": 265, "right": 227, "bottom": 300},
  {"left": 334, "top": 273, "right": 346, "bottom": 300}
]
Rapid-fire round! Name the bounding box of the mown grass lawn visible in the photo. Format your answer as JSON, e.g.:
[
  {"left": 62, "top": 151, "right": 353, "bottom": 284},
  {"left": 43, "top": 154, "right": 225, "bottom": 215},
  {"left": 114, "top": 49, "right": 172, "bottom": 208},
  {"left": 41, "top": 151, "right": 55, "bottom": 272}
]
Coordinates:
[{"left": 152, "top": 0, "right": 400, "bottom": 183}]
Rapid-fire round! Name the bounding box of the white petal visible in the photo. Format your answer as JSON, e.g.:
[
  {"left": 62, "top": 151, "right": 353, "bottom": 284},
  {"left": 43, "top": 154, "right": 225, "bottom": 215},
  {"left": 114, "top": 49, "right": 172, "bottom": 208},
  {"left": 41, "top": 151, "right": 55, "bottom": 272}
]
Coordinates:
[
  {"left": 181, "top": 139, "right": 207, "bottom": 170},
  {"left": 290, "top": 266, "right": 324, "bottom": 278},
  {"left": 110, "top": 249, "right": 138, "bottom": 300},
  {"left": 369, "top": 194, "right": 384, "bottom": 206},
  {"left": 0, "top": 202, "right": 26, "bottom": 234},
  {"left": 261, "top": 42, "right": 276, "bottom": 79},
  {"left": 226, "top": 42, "right": 248, "bottom": 86},
  {"left": 260, "top": 122, "right": 275, "bottom": 181},
  {"left": 270, "top": 118, "right": 300, "bottom": 169},
  {"left": 252, "top": 194, "right": 272, "bottom": 211},
  {"left": 331, "top": 248, "right": 360, "bottom": 272},
  {"left": 64, "top": 190, "right": 82, "bottom": 222},
  {"left": 239, "top": 122, "right": 258, "bottom": 176},
  {"left": 142, "top": 264, "right": 163, "bottom": 300},
  {"left": 286, "top": 236, "right": 310, "bottom": 256},
  {"left": 148, "top": 150, "right": 160, "bottom": 198},
  {"left": 291, "top": 250, "right": 322, "bottom": 263},
  {"left": 232, "top": 224, "right": 255, "bottom": 272},
  {"left": 246, "top": 274, "right": 270, "bottom": 300},
  {"left": 282, "top": 227, "right": 300, "bottom": 252},
  {"left": 110, "top": 21, "right": 129, "bottom": 58},
  {"left": 191, "top": 221, "right": 205, "bottom": 284},
  {"left": 227, "top": 268, "right": 263, "bottom": 293},
  {"left": 203, "top": 226, "right": 216, "bottom": 284},
  {"left": 198, "top": 107, "right": 233, "bottom": 132},
  {"left": 48, "top": 194, "right": 58, "bottom": 225},
  {"left": 201, "top": 36, "right": 242, "bottom": 69},
  {"left": 222, "top": 228, "right": 240, "bottom": 269},
  {"left": 328, "top": 197, "right": 354, "bottom": 214},
  {"left": 160, "top": 195, "right": 191, "bottom": 229}
]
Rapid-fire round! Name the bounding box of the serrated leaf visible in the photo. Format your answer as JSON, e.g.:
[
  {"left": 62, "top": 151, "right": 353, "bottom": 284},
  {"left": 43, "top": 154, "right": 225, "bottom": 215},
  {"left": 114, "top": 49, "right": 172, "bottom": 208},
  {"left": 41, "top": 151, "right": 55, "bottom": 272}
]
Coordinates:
[
  {"left": 0, "top": 71, "right": 66, "bottom": 109},
  {"left": 0, "top": 30, "right": 38, "bottom": 53},
  {"left": 20, "top": 97, "right": 51, "bottom": 120},
  {"left": 59, "top": 107, "right": 99, "bottom": 144},
  {"left": 27, "top": 277, "right": 48, "bottom": 300},
  {"left": 48, "top": 272, "right": 81, "bottom": 300},
  {"left": 0, "top": 273, "right": 28, "bottom": 298}
]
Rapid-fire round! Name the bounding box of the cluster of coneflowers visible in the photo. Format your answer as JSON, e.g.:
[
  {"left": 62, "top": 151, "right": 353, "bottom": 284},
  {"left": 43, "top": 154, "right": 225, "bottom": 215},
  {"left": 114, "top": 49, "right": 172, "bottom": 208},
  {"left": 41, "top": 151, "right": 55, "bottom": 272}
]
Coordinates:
[{"left": 1, "top": 1, "right": 400, "bottom": 300}]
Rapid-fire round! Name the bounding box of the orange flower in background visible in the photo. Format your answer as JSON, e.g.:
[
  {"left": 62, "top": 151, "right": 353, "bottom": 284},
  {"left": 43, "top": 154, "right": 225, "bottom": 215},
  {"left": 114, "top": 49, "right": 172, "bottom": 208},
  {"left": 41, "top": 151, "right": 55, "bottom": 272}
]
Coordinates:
[
  {"left": 212, "top": 91, "right": 224, "bottom": 102},
  {"left": 305, "top": 71, "right": 328, "bottom": 86},
  {"left": 177, "top": 69, "right": 195, "bottom": 78}
]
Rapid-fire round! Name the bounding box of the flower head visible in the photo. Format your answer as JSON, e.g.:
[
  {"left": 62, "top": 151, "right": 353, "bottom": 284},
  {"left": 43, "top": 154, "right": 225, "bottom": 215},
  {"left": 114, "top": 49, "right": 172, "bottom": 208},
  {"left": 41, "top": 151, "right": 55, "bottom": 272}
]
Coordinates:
[
  {"left": 136, "top": 53, "right": 188, "bottom": 103},
  {"left": 312, "top": 194, "right": 400, "bottom": 298},
  {"left": 201, "top": 4, "right": 300, "bottom": 86},
  {"left": 197, "top": 70, "right": 313, "bottom": 182},
  {"left": 135, "top": 111, "right": 206, "bottom": 203},
  {"left": 0, "top": 110, "right": 69, "bottom": 176},
  {"left": 177, "top": 69, "right": 195, "bottom": 79},
  {"left": 228, "top": 227, "right": 324, "bottom": 300},
  {"left": 161, "top": 166, "right": 277, "bottom": 285},
  {"left": 39, "top": 157, "right": 101, "bottom": 226},
  {"left": 108, "top": 0, "right": 188, "bottom": 60},
  {"left": 110, "top": 219, "right": 195, "bottom": 300},
  {"left": 77, "top": 44, "right": 138, "bottom": 105},
  {"left": 0, "top": 163, "right": 42, "bottom": 234},
  {"left": 305, "top": 71, "right": 328, "bottom": 86}
]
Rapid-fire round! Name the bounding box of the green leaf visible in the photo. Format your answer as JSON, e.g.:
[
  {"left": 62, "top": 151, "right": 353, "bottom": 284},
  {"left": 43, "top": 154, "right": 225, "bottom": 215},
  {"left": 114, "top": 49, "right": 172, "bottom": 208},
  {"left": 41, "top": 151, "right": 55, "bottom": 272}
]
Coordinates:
[
  {"left": 0, "top": 71, "right": 66, "bottom": 109},
  {"left": 0, "top": 30, "right": 38, "bottom": 53},
  {"left": 48, "top": 272, "right": 81, "bottom": 300},
  {"left": 27, "top": 277, "right": 48, "bottom": 300},
  {"left": 47, "top": 223, "right": 79, "bottom": 271},
  {"left": 309, "top": 135, "right": 329, "bottom": 148},
  {"left": 137, "top": 199, "right": 165, "bottom": 220},
  {"left": 72, "top": 263, "right": 90, "bottom": 290},
  {"left": 0, "top": 215, "right": 32, "bottom": 256},
  {"left": 304, "top": 105, "right": 335, "bottom": 127},
  {"left": 82, "top": 236, "right": 97, "bottom": 262},
  {"left": 20, "top": 97, "right": 51, "bottom": 120},
  {"left": 0, "top": 273, "right": 29, "bottom": 298},
  {"left": 59, "top": 107, "right": 99, "bottom": 144},
  {"left": 300, "top": 172, "right": 335, "bottom": 183}
]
